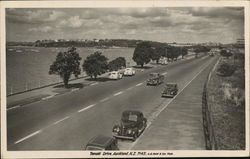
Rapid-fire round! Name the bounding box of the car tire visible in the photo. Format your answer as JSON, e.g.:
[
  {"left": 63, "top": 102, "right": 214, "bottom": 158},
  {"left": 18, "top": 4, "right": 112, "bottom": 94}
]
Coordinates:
[{"left": 133, "top": 133, "right": 138, "bottom": 141}]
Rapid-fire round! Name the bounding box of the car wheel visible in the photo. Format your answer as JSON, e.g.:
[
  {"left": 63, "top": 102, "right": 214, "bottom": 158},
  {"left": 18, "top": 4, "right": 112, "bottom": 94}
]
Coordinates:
[{"left": 133, "top": 133, "right": 138, "bottom": 141}]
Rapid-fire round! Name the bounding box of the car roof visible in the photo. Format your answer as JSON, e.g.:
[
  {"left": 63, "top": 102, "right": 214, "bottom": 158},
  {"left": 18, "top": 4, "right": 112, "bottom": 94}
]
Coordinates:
[
  {"left": 87, "top": 135, "right": 114, "bottom": 148},
  {"left": 122, "top": 110, "right": 143, "bottom": 116}
]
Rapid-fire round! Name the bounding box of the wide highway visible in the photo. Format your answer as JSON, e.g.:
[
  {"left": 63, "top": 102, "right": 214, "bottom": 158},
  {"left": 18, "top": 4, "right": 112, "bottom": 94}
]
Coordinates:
[{"left": 7, "top": 54, "right": 218, "bottom": 150}]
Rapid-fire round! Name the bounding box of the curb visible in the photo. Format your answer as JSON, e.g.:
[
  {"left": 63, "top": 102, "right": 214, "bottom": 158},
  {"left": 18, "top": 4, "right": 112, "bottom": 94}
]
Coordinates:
[{"left": 201, "top": 57, "right": 220, "bottom": 150}]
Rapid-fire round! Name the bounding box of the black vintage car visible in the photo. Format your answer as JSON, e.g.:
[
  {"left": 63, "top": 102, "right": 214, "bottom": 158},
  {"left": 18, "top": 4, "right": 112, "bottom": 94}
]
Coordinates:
[
  {"left": 146, "top": 73, "right": 164, "bottom": 86},
  {"left": 161, "top": 83, "right": 178, "bottom": 98},
  {"left": 85, "top": 135, "right": 119, "bottom": 150},
  {"left": 112, "top": 110, "right": 147, "bottom": 141}
]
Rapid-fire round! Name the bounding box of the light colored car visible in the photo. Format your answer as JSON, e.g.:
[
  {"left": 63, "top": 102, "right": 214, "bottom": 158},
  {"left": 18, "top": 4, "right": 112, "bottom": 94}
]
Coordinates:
[
  {"left": 159, "top": 57, "right": 168, "bottom": 65},
  {"left": 109, "top": 71, "right": 123, "bottom": 80},
  {"left": 123, "top": 68, "right": 135, "bottom": 76}
]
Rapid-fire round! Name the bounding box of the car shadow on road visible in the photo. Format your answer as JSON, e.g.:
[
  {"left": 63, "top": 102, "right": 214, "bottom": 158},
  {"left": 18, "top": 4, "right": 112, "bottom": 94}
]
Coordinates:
[{"left": 132, "top": 66, "right": 153, "bottom": 69}]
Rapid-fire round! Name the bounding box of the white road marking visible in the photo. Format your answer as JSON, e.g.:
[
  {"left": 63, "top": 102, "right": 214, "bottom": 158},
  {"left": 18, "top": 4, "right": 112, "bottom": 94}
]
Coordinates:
[
  {"left": 126, "top": 87, "right": 133, "bottom": 91},
  {"left": 71, "top": 88, "right": 80, "bottom": 92},
  {"left": 90, "top": 82, "right": 98, "bottom": 86},
  {"left": 100, "top": 97, "right": 110, "bottom": 102},
  {"left": 113, "top": 91, "right": 123, "bottom": 96},
  {"left": 53, "top": 116, "right": 70, "bottom": 125},
  {"left": 162, "top": 72, "right": 168, "bottom": 75},
  {"left": 42, "top": 95, "right": 55, "bottom": 100},
  {"left": 7, "top": 105, "right": 20, "bottom": 111},
  {"left": 129, "top": 60, "right": 213, "bottom": 150},
  {"left": 136, "top": 83, "right": 143, "bottom": 86},
  {"left": 78, "top": 104, "right": 95, "bottom": 113},
  {"left": 15, "top": 130, "right": 42, "bottom": 144}
]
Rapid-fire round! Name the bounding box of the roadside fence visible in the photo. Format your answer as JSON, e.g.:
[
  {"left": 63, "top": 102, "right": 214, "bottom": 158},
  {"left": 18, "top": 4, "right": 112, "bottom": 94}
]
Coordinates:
[
  {"left": 7, "top": 73, "right": 88, "bottom": 96},
  {"left": 202, "top": 69, "right": 218, "bottom": 150}
]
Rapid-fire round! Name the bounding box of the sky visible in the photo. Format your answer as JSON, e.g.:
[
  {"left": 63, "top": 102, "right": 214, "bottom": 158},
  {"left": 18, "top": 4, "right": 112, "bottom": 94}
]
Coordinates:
[{"left": 6, "top": 7, "right": 244, "bottom": 43}]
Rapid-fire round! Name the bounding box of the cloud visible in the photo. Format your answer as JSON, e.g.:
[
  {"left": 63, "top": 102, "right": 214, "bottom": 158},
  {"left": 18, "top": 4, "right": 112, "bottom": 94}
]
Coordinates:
[
  {"left": 183, "top": 7, "right": 244, "bottom": 20},
  {"left": 29, "top": 26, "right": 52, "bottom": 32},
  {"left": 6, "top": 9, "right": 65, "bottom": 24}
]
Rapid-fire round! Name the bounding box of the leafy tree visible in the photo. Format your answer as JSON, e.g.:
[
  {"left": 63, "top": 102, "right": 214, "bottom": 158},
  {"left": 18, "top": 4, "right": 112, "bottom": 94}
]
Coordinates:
[
  {"left": 166, "top": 46, "right": 180, "bottom": 61},
  {"left": 108, "top": 57, "right": 126, "bottom": 71},
  {"left": 49, "top": 47, "right": 82, "bottom": 87},
  {"left": 220, "top": 49, "right": 233, "bottom": 59},
  {"left": 194, "top": 45, "right": 210, "bottom": 58},
  {"left": 132, "top": 41, "right": 153, "bottom": 67},
  {"left": 82, "top": 51, "right": 108, "bottom": 79},
  {"left": 181, "top": 47, "right": 188, "bottom": 59},
  {"left": 151, "top": 46, "right": 165, "bottom": 63}
]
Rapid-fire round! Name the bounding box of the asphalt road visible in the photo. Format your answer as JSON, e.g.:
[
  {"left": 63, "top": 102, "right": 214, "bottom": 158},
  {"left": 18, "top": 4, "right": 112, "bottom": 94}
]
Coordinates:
[{"left": 7, "top": 55, "right": 217, "bottom": 150}]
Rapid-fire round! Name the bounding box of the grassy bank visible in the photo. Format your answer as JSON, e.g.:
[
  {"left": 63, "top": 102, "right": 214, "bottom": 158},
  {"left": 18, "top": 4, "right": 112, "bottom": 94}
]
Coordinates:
[{"left": 207, "top": 55, "right": 245, "bottom": 150}]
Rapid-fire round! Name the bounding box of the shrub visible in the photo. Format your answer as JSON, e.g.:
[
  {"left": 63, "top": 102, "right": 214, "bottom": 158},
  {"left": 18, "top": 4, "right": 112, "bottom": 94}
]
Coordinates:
[{"left": 217, "top": 63, "right": 235, "bottom": 76}]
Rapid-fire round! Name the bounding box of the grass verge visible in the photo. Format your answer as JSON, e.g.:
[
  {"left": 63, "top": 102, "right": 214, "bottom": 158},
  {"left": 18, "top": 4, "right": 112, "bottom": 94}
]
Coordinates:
[{"left": 207, "top": 56, "right": 245, "bottom": 150}]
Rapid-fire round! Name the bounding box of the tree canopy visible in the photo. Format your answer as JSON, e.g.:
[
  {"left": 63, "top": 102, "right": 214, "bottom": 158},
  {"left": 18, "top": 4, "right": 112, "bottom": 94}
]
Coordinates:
[
  {"left": 49, "top": 47, "right": 82, "bottom": 87},
  {"left": 108, "top": 57, "right": 126, "bottom": 71},
  {"left": 220, "top": 49, "right": 233, "bottom": 58},
  {"left": 82, "top": 51, "right": 108, "bottom": 79},
  {"left": 132, "top": 41, "right": 153, "bottom": 67}
]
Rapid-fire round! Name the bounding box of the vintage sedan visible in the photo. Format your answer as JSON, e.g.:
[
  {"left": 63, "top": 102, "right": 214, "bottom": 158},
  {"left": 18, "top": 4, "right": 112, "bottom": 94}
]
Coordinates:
[
  {"left": 123, "top": 68, "right": 136, "bottom": 76},
  {"left": 146, "top": 73, "right": 164, "bottom": 86},
  {"left": 162, "top": 83, "right": 178, "bottom": 98},
  {"left": 112, "top": 110, "right": 147, "bottom": 141},
  {"left": 85, "top": 135, "right": 119, "bottom": 150},
  {"left": 108, "top": 71, "right": 123, "bottom": 80}
]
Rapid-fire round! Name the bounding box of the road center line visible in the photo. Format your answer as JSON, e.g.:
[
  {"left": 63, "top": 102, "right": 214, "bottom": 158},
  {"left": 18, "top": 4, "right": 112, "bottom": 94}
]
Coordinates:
[
  {"left": 15, "top": 130, "right": 42, "bottom": 144},
  {"left": 7, "top": 105, "right": 20, "bottom": 111},
  {"left": 90, "top": 82, "right": 98, "bottom": 86},
  {"left": 129, "top": 59, "right": 214, "bottom": 150},
  {"left": 100, "top": 97, "right": 110, "bottom": 102},
  {"left": 78, "top": 104, "right": 95, "bottom": 113},
  {"left": 126, "top": 87, "right": 133, "bottom": 90},
  {"left": 136, "top": 83, "right": 143, "bottom": 86},
  {"left": 113, "top": 91, "right": 123, "bottom": 96},
  {"left": 53, "top": 116, "right": 70, "bottom": 125}
]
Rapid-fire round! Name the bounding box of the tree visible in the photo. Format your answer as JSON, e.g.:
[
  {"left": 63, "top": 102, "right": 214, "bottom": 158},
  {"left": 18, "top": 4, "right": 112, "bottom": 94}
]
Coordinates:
[
  {"left": 132, "top": 42, "right": 153, "bottom": 67},
  {"left": 220, "top": 49, "right": 233, "bottom": 59},
  {"left": 181, "top": 47, "right": 188, "bottom": 59},
  {"left": 166, "top": 46, "right": 180, "bottom": 61},
  {"left": 151, "top": 46, "right": 165, "bottom": 63},
  {"left": 49, "top": 47, "right": 81, "bottom": 88},
  {"left": 108, "top": 57, "right": 126, "bottom": 71},
  {"left": 82, "top": 51, "right": 108, "bottom": 79}
]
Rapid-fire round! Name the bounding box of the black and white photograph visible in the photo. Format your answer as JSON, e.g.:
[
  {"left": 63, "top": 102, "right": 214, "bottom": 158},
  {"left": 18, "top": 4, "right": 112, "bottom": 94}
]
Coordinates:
[{"left": 1, "top": 0, "right": 249, "bottom": 158}]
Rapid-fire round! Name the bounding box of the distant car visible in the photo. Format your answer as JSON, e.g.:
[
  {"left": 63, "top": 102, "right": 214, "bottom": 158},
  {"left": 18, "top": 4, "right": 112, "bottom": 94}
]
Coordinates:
[
  {"left": 109, "top": 71, "right": 123, "bottom": 80},
  {"left": 146, "top": 73, "right": 164, "bottom": 85},
  {"left": 85, "top": 135, "right": 119, "bottom": 150},
  {"left": 123, "top": 68, "right": 135, "bottom": 76},
  {"left": 159, "top": 57, "right": 168, "bottom": 65},
  {"left": 112, "top": 110, "right": 147, "bottom": 141},
  {"left": 162, "top": 83, "right": 178, "bottom": 98}
]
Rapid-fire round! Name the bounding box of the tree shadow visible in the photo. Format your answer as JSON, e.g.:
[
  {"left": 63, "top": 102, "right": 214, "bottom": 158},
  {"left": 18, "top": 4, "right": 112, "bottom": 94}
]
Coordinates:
[
  {"left": 54, "top": 83, "right": 85, "bottom": 89},
  {"left": 85, "top": 77, "right": 111, "bottom": 82},
  {"left": 132, "top": 66, "right": 153, "bottom": 69}
]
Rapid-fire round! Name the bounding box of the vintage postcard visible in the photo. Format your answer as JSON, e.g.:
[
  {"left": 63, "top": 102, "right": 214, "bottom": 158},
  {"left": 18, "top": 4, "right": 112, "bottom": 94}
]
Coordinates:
[{"left": 1, "top": 0, "right": 249, "bottom": 158}]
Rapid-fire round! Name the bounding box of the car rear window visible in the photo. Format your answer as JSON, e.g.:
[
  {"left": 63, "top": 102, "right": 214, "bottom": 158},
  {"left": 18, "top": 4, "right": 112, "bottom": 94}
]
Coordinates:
[
  {"left": 86, "top": 146, "right": 104, "bottom": 150},
  {"left": 128, "top": 115, "right": 137, "bottom": 122}
]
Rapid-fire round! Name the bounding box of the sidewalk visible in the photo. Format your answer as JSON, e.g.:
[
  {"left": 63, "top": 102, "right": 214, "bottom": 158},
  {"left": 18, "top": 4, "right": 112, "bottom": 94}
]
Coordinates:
[{"left": 132, "top": 57, "right": 215, "bottom": 150}]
